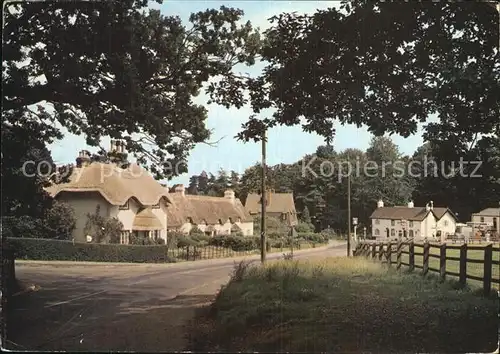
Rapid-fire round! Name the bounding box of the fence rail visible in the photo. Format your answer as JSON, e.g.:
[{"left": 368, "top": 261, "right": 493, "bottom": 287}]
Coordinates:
[{"left": 353, "top": 241, "right": 500, "bottom": 296}]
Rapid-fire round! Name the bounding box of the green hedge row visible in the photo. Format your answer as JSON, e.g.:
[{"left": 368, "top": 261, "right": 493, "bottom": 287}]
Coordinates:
[
  {"left": 7, "top": 237, "right": 177, "bottom": 263},
  {"left": 208, "top": 235, "right": 266, "bottom": 251}
]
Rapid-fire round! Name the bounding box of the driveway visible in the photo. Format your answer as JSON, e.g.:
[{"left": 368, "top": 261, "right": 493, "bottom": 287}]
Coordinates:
[{"left": 6, "top": 242, "right": 347, "bottom": 352}]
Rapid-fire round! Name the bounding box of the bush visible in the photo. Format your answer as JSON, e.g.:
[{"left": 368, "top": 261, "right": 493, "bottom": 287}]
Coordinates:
[
  {"left": 83, "top": 205, "right": 123, "bottom": 243},
  {"left": 156, "top": 238, "right": 166, "bottom": 245},
  {"left": 295, "top": 222, "right": 314, "bottom": 233},
  {"left": 298, "top": 232, "right": 328, "bottom": 244},
  {"left": 208, "top": 235, "right": 260, "bottom": 251},
  {"left": 177, "top": 235, "right": 201, "bottom": 248},
  {"left": 320, "top": 228, "right": 337, "bottom": 240},
  {"left": 43, "top": 200, "right": 76, "bottom": 240},
  {"left": 2, "top": 216, "right": 46, "bottom": 239},
  {"left": 7, "top": 237, "right": 176, "bottom": 263}
]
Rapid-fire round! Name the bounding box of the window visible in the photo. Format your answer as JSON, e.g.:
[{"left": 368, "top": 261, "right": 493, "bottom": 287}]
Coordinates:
[
  {"left": 398, "top": 230, "right": 402, "bottom": 237},
  {"left": 119, "top": 200, "right": 129, "bottom": 210},
  {"left": 391, "top": 220, "right": 395, "bottom": 226},
  {"left": 374, "top": 229, "right": 380, "bottom": 236},
  {"left": 282, "top": 213, "right": 287, "bottom": 221},
  {"left": 375, "top": 219, "right": 380, "bottom": 225},
  {"left": 494, "top": 218, "right": 498, "bottom": 229},
  {"left": 391, "top": 229, "right": 395, "bottom": 236},
  {"left": 480, "top": 217, "right": 484, "bottom": 223},
  {"left": 409, "top": 230, "right": 414, "bottom": 238},
  {"left": 444, "top": 220, "right": 448, "bottom": 227},
  {"left": 409, "top": 221, "right": 414, "bottom": 228}
]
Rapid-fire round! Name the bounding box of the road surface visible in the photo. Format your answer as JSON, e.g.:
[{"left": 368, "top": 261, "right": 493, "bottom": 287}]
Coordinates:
[{"left": 6, "top": 242, "right": 347, "bottom": 352}]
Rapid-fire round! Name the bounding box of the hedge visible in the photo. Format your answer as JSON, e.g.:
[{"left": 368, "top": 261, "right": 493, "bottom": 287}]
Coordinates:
[
  {"left": 208, "top": 235, "right": 262, "bottom": 251},
  {"left": 7, "top": 237, "right": 177, "bottom": 263}
]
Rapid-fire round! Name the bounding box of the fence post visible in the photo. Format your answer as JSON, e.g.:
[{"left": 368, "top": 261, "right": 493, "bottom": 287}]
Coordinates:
[
  {"left": 364, "top": 244, "right": 369, "bottom": 257},
  {"left": 396, "top": 241, "right": 402, "bottom": 270},
  {"left": 409, "top": 241, "right": 415, "bottom": 272},
  {"left": 423, "top": 241, "right": 430, "bottom": 275},
  {"left": 378, "top": 244, "right": 384, "bottom": 261},
  {"left": 483, "top": 244, "right": 493, "bottom": 296},
  {"left": 371, "top": 243, "right": 376, "bottom": 259},
  {"left": 459, "top": 243, "right": 467, "bottom": 287},
  {"left": 387, "top": 242, "right": 392, "bottom": 266},
  {"left": 439, "top": 243, "right": 446, "bottom": 282}
]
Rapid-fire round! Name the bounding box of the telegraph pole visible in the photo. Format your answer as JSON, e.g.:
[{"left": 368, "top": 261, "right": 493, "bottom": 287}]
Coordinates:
[
  {"left": 347, "top": 156, "right": 351, "bottom": 257},
  {"left": 260, "top": 129, "right": 267, "bottom": 264}
]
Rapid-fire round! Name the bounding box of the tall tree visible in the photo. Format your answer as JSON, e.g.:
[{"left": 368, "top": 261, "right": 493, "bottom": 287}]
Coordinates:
[
  {"left": 187, "top": 175, "right": 199, "bottom": 195},
  {"left": 237, "top": 2, "right": 498, "bottom": 161},
  {"left": 3, "top": 1, "right": 261, "bottom": 179}
]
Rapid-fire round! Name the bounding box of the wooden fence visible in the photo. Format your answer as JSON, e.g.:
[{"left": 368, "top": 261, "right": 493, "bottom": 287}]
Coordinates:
[{"left": 353, "top": 241, "right": 500, "bottom": 296}]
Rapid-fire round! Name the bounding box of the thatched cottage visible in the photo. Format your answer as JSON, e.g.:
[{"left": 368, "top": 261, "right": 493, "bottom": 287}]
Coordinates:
[
  {"left": 46, "top": 148, "right": 170, "bottom": 244},
  {"left": 165, "top": 184, "right": 254, "bottom": 236},
  {"left": 244, "top": 190, "right": 298, "bottom": 226}
]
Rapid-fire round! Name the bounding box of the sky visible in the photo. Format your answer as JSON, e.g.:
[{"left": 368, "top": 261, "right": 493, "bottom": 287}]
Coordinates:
[{"left": 48, "top": 1, "right": 432, "bottom": 186}]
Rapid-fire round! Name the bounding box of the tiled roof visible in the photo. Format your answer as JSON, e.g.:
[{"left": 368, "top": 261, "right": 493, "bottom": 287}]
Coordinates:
[{"left": 370, "top": 206, "right": 456, "bottom": 221}]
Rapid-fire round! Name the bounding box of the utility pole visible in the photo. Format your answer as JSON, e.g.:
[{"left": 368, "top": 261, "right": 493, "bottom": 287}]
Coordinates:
[
  {"left": 260, "top": 129, "right": 267, "bottom": 264},
  {"left": 347, "top": 156, "right": 351, "bottom": 257}
]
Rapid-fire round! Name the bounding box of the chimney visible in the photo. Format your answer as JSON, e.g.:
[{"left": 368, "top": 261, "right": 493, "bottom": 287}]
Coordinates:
[
  {"left": 76, "top": 150, "right": 91, "bottom": 167},
  {"left": 377, "top": 199, "right": 384, "bottom": 208},
  {"left": 430, "top": 201, "right": 434, "bottom": 210},
  {"left": 175, "top": 184, "right": 185, "bottom": 196},
  {"left": 224, "top": 189, "right": 235, "bottom": 203},
  {"left": 407, "top": 200, "right": 414, "bottom": 208},
  {"left": 426, "top": 203, "right": 430, "bottom": 212}
]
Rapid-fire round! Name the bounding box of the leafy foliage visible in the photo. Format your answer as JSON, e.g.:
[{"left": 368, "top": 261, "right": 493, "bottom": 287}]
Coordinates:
[
  {"left": 8, "top": 237, "right": 176, "bottom": 263},
  {"left": 3, "top": 1, "right": 261, "bottom": 179},
  {"left": 43, "top": 200, "right": 77, "bottom": 240},
  {"left": 83, "top": 206, "right": 124, "bottom": 243}
]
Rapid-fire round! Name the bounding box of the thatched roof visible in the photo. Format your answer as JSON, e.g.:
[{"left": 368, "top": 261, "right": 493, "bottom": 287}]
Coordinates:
[
  {"left": 245, "top": 192, "right": 297, "bottom": 215},
  {"left": 166, "top": 193, "right": 253, "bottom": 228},
  {"left": 133, "top": 208, "right": 164, "bottom": 231},
  {"left": 46, "top": 162, "right": 170, "bottom": 206},
  {"left": 370, "top": 206, "right": 455, "bottom": 221}
]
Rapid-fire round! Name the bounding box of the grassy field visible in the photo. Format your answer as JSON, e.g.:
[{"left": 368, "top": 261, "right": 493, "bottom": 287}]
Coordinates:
[
  {"left": 396, "top": 244, "right": 500, "bottom": 289},
  {"left": 188, "top": 257, "right": 498, "bottom": 353}
]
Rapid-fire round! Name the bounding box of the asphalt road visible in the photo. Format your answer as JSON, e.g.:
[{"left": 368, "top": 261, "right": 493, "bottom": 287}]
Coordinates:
[{"left": 6, "top": 242, "right": 347, "bottom": 352}]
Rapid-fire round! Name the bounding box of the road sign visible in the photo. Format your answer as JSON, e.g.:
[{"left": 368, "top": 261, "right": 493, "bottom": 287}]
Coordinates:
[{"left": 353, "top": 217, "right": 358, "bottom": 225}]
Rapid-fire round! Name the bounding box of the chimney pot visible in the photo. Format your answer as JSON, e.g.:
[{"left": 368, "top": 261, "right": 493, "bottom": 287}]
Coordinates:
[
  {"left": 175, "top": 184, "right": 185, "bottom": 196},
  {"left": 224, "top": 189, "right": 235, "bottom": 203},
  {"left": 377, "top": 199, "right": 384, "bottom": 208}
]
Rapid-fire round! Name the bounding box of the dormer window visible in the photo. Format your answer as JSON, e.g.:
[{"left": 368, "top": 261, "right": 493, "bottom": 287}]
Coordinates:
[
  {"left": 152, "top": 202, "right": 160, "bottom": 209},
  {"left": 119, "top": 200, "right": 130, "bottom": 210}
]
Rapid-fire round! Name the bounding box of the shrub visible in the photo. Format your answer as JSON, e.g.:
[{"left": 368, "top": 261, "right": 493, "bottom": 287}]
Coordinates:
[
  {"left": 177, "top": 235, "right": 200, "bottom": 248},
  {"left": 156, "top": 238, "right": 166, "bottom": 245},
  {"left": 298, "top": 232, "right": 328, "bottom": 244},
  {"left": 7, "top": 237, "right": 176, "bottom": 263},
  {"left": 43, "top": 200, "right": 76, "bottom": 240},
  {"left": 189, "top": 225, "right": 204, "bottom": 236},
  {"left": 83, "top": 205, "right": 123, "bottom": 243},
  {"left": 1, "top": 216, "right": 46, "bottom": 239},
  {"left": 253, "top": 215, "right": 288, "bottom": 235},
  {"left": 208, "top": 235, "right": 260, "bottom": 251},
  {"left": 320, "top": 228, "right": 337, "bottom": 240},
  {"left": 295, "top": 222, "right": 314, "bottom": 233}
]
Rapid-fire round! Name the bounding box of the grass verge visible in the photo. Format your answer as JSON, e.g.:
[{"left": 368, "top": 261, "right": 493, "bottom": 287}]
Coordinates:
[{"left": 188, "top": 257, "right": 498, "bottom": 353}]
